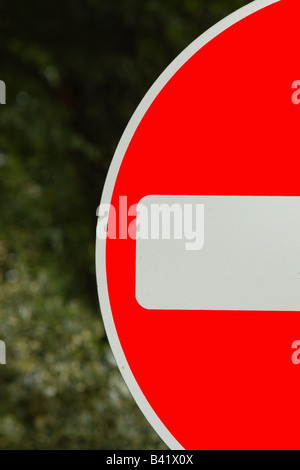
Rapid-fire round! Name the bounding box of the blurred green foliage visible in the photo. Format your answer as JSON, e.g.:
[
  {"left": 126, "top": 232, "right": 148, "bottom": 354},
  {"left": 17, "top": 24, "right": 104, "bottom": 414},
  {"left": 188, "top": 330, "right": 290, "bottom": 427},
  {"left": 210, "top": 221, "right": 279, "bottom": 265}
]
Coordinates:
[{"left": 0, "top": 0, "right": 248, "bottom": 449}]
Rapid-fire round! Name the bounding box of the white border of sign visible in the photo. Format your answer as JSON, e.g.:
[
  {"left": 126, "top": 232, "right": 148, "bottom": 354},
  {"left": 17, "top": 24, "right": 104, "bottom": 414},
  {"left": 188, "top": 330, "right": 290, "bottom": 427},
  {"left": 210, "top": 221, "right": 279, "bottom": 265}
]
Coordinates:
[{"left": 96, "top": 0, "right": 280, "bottom": 450}]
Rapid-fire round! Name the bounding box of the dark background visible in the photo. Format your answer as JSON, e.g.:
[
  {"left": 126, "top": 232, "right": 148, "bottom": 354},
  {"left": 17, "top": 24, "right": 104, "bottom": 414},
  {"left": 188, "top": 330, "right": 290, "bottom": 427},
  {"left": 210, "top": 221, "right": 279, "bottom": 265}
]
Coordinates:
[{"left": 0, "top": 0, "right": 248, "bottom": 449}]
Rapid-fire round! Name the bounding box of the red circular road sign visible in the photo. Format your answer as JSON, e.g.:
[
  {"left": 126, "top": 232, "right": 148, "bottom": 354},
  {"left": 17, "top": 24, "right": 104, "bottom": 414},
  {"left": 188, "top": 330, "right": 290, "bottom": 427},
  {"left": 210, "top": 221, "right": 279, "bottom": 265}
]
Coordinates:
[{"left": 96, "top": 0, "right": 300, "bottom": 449}]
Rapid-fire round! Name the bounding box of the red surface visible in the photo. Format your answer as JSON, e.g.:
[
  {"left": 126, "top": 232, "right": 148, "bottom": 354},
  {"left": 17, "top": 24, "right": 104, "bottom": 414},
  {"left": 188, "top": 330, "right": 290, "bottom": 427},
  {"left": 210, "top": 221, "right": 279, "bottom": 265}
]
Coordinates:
[{"left": 106, "top": 0, "right": 300, "bottom": 449}]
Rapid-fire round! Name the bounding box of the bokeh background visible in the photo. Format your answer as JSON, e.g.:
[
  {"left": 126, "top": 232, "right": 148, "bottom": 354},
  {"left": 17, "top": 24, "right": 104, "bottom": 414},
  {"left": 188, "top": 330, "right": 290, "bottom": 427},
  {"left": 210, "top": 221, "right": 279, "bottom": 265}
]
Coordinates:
[{"left": 0, "top": 0, "right": 248, "bottom": 449}]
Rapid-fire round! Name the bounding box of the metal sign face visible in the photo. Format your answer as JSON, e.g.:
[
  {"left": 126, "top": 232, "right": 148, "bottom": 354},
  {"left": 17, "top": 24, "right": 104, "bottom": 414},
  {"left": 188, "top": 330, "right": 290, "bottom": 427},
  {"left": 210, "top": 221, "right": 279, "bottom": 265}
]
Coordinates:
[{"left": 96, "top": 0, "right": 300, "bottom": 449}]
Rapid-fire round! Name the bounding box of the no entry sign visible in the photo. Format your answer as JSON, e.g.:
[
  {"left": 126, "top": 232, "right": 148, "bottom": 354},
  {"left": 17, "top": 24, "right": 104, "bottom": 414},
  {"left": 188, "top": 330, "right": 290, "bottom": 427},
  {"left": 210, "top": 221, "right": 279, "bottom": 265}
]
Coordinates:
[{"left": 96, "top": 0, "right": 300, "bottom": 449}]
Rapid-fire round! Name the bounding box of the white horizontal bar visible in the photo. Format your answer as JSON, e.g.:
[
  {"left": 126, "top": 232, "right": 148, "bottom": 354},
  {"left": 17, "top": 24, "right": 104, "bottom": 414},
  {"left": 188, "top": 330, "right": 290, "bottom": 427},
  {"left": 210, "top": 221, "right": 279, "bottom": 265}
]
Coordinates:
[{"left": 136, "top": 195, "right": 300, "bottom": 311}]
